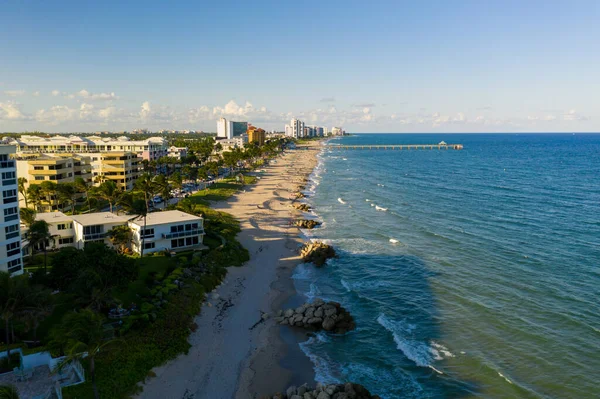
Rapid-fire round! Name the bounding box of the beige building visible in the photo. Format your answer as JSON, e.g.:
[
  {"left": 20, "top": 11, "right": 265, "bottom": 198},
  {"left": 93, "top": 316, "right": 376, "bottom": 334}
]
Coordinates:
[{"left": 93, "top": 152, "right": 140, "bottom": 190}]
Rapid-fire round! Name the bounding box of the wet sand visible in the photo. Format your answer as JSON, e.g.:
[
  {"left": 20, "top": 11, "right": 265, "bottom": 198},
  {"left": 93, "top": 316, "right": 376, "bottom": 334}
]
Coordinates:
[{"left": 137, "top": 143, "right": 320, "bottom": 399}]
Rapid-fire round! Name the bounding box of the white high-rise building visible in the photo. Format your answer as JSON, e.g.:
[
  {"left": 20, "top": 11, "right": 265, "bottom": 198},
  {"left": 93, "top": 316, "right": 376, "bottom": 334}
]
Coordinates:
[
  {"left": 332, "top": 127, "right": 343, "bottom": 136},
  {"left": 0, "top": 145, "right": 23, "bottom": 276},
  {"left": 217, "top": 117, "right": 230, "bottom": 139},
  {"left": 288, "top": 118, "right": 305, "bottom": 138}
]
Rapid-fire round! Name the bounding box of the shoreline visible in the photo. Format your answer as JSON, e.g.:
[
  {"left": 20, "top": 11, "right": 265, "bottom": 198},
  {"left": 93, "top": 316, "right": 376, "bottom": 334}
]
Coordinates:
[{"left": 137, "top": 142, "right": 322, "bottom": 399}]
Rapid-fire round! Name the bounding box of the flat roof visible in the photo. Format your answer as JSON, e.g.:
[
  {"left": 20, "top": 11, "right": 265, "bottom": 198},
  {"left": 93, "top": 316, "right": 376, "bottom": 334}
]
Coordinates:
[
  {"left": 130, "top": 210, "right": 202, "bottom": 228},
  {"left": 71, "top": 212, "right": 129, "bottom": 226},
  {"left": 35, "top": 211, "right": 72, "bottom": 224}
]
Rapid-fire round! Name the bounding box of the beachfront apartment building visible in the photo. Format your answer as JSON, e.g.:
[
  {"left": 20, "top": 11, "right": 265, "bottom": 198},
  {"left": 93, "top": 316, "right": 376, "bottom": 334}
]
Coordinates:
[
  {"left": 23, "top": 210, "right": 204, "bottom": 255},
  {"left": 285, "top": 118, "right": 305, "bottom": 138},
  {"left": 217, "top": 118, "right": 248, "bottom": 140},
  {"left": 331, "top": 127, "right": 344, "bottom": 136},
  {"left": 216, "top": 135, "right": 249, "bottom": 151},
  {"left": 129, "top": 210, "right": 205, "bottom": 254},
  {"left": 0, "top": 145, "right": 24, "bottom": 276},
  {"left": 94, "top": 152, "right": 140, "bottom": 190},
  {"left": 248, "top": 128, "right": 266, "bottom": 145},
  {"left": 4, "top": 135, "right": 168, "bottom": 161},
  {"left": 167, "top": 146, "right": 188, "bottom": 159}
]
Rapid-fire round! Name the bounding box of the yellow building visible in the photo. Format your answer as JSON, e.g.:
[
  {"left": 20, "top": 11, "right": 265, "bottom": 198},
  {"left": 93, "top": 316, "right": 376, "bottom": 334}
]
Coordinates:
[
  {"left": 248, "top": 128, "right": 266, "bottom": 145},
  {"left": 96, "top": 152, "right": 140, "bottom": 190}
]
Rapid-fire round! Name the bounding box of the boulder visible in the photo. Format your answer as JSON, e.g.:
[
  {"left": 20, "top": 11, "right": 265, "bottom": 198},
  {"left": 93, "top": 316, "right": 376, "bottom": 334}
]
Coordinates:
[
  {"left": 300, "top": 241, "right": 336, "bottom": 267},
  {"left": 322, "top": 317, "right": 336, "bottom": 331},
  {"left": 277, "top": 300, "right": 355, "bottom": 334},
  {"left": 316, "top": 392, "right": 330, "bottom": 399},
  {"left": 287, "top": 386, "right": 297, "bottom": 398},
  {"left": 284, "top": 309, "right": 295, "bottom": 318},
  {"left": 295, "top": 219, "right": 322, "bottom": 229}
]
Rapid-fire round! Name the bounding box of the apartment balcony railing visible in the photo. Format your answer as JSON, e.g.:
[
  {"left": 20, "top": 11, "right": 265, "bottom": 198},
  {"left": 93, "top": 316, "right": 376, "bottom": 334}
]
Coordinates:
[
  {"left": 83, "top": 232, "right": 106, "bottom": 241},
  {"left": 1, "top": 178, "right": 16, "bottom": 186},
  {"left": 162, "top": 229, "right": 204, "bottom": 239}
]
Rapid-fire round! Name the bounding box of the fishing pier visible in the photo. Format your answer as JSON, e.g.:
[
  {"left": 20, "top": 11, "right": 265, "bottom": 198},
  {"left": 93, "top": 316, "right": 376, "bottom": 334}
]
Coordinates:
[{"left": 328, "top": 141, "right": 463, "bottom": 150}]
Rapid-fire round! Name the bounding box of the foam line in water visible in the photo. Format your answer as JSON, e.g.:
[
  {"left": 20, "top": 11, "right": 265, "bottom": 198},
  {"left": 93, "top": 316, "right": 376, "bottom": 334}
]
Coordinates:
[{"left": 338, "top": 197, "right": 347, "bottom": 204}]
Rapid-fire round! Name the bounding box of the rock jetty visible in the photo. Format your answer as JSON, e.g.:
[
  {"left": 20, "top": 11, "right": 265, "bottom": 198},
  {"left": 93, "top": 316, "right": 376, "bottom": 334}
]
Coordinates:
[
  {"left": 293, "top": 203, "right": 312, "bottom": 212},
  {"left": 274, "top": 299, "right": 355, "bottom": 334},
  {"left": 294, "top": 219, "right": 321, "bottom": 229},
  {"left": 300, "top": 241, "right": 335, "bottom": 266},
  {"left": 262, "top": 382, "right": 381, "bottom": 399}
]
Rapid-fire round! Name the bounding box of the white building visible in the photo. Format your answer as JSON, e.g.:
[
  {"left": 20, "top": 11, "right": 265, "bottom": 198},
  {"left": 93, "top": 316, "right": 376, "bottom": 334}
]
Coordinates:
[
  {"left": 24, "top": 210, "right": 204, "bottom": 255},
  {"left": 167, "top": 146, "right": 188, "bottom": 159},
  {"left": 217, "top": 117, "right": 230, "bottom": 139},
  {"left": 331, "top": 127, "right": 343, "bottom": 136},
  {"left": 0, "top": 145, "right": 23, "bottom": 275},
  {"left": 71, "top": 212, "right": 130, "bottom": 250},
  {"left": 5, "top": 135, "right": 168, "bottom": 161},
  {"left": 129, "top": 210, "right": 204, "bottom": 254},
  {"left": 286, "top": 118, "right": 305, "bottom": 138},
  {"left": 216, "top": 134, "right": 248, "bottom": 151}
]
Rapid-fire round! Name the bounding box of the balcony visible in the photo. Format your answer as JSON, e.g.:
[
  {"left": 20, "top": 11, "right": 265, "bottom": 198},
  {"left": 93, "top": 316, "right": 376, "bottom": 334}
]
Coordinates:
[
  {"left": 2, "top": 178, "right": 16, "bottom": 186},
  {"left": 83, "top": 232, "right": 106, "bottom": 241},
  {"left": 163, "top": 229, "right": 204, "bottom": 239}
]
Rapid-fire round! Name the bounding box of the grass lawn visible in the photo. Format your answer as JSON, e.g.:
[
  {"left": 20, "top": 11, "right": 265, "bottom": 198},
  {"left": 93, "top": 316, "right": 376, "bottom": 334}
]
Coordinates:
[
  {"left": 188, "top": 175, "right": 256, "bottom": 203},
  {"left": 112, "top": 256, "right": 176, "bottom": 306}
]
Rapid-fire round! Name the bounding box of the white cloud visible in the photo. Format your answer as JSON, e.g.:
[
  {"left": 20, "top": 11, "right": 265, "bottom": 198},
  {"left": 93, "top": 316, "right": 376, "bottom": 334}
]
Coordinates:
[
  {"left": 50, "top": 89, "right": 118, "bottom": 101},
  {"left": 32, "top": 91, "right": 40, "bottom": 97},
  {"left": 3, "top": 90, "right": 25, "bottom": 97},
  {"left": 0, "top": 101, "right": 30, "bottom": 120},
  {"left": 563, "top": 109, "right": 588, "bottom": 121},
  {"left": 51, "top": 90, "right": 61, "bottom": 96},
  {"left": 139, "top": 101, "right": 151, "bottom": 119},
  {"left": 35, "top": 105, "right": 78, "bottom": 125}
]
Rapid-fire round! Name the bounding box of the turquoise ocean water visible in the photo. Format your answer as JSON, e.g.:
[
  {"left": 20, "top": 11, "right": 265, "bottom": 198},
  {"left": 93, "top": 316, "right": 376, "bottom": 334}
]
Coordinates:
[{"left": 292, "top": 133, "right": 600, "bottom": 398}]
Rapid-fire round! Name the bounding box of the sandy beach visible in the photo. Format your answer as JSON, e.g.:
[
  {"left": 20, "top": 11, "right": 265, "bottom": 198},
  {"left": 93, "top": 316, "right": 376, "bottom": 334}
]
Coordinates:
[{"left": 138, "top": 143, "right": 320, "bottom": 399}]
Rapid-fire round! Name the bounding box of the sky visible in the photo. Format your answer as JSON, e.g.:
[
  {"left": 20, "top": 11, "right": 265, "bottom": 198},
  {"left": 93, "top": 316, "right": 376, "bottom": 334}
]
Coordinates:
[{"left": 0, "top": 0, "right": 598, "bottom": 133}]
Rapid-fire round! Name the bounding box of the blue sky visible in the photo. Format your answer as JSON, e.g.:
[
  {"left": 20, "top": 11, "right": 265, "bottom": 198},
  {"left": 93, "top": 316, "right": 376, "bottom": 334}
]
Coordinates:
[{"left": 1, "top": 0, "right": 598, "bottom": 132}]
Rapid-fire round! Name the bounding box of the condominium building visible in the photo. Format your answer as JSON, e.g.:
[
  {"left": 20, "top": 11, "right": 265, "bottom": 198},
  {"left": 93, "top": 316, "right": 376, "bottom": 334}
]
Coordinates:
[
  {"left": 331, "top": 127, "right": 343, "bottom": 136},
  {"left": 217, "top": 118, "right": 248, "bottom": 139},
  {"left": 94, "top": 152, "right": 140, "bottom": 190},
  {"left": 285, "top": 118, "right": 305, "bottom": 138},
  {"left": 216, "top": 135, "right": 248, "bottom": 151},
  {"left": 0, "top": 145, "right": 23, "bottom": 276},
  {"left": 167, "top": 146, "right": 188, "bottom": 159},
  {"left": 5, "top": 135, "right": 168, "bottom": 161},
  {"left": 248, "top": 128, "right": 266, "bottom": 145},
  {"left": 25, "top": 210, "right": 204, "bottom": 255},
  {"left": 129, "top": 210, "right": 205, "bottom": 254}
]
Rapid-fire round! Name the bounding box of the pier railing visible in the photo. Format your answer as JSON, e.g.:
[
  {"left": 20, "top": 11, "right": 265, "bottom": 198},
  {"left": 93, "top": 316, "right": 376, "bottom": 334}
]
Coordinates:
[{"left": 328, "top": 144, "right": 463, "bottom": 150}]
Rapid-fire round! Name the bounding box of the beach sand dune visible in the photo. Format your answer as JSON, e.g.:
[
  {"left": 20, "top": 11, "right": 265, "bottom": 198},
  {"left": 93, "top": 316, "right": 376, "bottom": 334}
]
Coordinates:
[{"left": 137, "top": 144, "right": 320, "bottom": 399}]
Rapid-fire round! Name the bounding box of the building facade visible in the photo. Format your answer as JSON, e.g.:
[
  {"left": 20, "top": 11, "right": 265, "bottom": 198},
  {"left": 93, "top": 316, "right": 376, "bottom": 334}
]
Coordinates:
[
  {"left": 0, "top": 145, "right": 23, "bottom": 275},
  {"left": 248, "top": 128, "right": 266, "bottom": 145},
  {"left": 217, "top": 118, "right": 248, "bottom": 140},
  {"left": 95, "top": 152, "right": 140, "bottom": 190},
  {"left": 129, "top": 210, "right": 205, "bottom": 254},
  {"left": 25, "top": 210, "right": 204, "bottom": 255},
  {"left": 167, "top": 146, "right": 188, "bottom": 159},
  {"left": 5, "top": 135, "right": 168, "bottom": 161},
  {"left": 285, "top": 118, "right": 306, "bottom": 138}
]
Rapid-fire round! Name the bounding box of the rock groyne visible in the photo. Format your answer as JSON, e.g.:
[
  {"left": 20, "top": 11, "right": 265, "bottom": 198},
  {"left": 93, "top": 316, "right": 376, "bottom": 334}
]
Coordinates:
[
  {"left": 274, "top": 299, "right": 355, "bottom": 334},
  {"left": 300, "top": 241, "right": 335, "bottom": 266},
  {"left": 262, "top": 382, "right": 381, "bottom": 399}
]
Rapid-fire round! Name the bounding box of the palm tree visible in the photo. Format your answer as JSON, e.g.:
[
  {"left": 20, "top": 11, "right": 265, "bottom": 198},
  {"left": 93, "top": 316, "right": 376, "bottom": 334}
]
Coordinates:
[
  {"left": 17, "top": 284, "right": 52, "bottom": 343},
  {"left": 19, "top": 208, "right": 36, "bottom": 228},
  {"left": 17, "top": 177, "right": 28, "bottom": 208},
  {"left": 56, "top": 182, "right": 76, "bottom": 213},
  {"left": 119, "top": 193, "right": 149, "bottom": 257},
  {"left": 26, "top": 184, "right": 42, "bottom": 212},
  {"left": 134, "top": 173, "right": 157, "bottom": 215},
  {"left": 49, "top": 309, "right": 120, "bottom": 399},
  {"left": 74, "top": 177, "right": 93, "bottom": 213},
  {"left": 27, "top": 220, "right": 56, "bottom": 274},
  {"left": 39, "top": 181, "right": 57, "bottom": 212},
  {"left": 154, "top": 175, "right": 172, "bottom": 209},
  {"left": 0, "top": 385, "right": 19, "bottom": 399},
  {"left": 106, "top": 225, "right": 131, "bottom": 254},
  {"left": 92, "top": 180, "right": 121, "bottom": 213}
]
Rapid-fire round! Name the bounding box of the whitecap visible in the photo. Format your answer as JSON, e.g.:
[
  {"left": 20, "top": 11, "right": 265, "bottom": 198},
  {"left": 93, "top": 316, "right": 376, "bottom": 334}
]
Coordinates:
[
  {"left": 299, "top": 337, "right": 343, "bottom": 384},
  {"left": 337, "top": 198, "right": 347, "bottom": 204},
  {"left": 365, "top": 199, "right": 372, "bottom": 202},
  {"left": 375, "top": 205, "right": 388, "bottom": 211},
  {"left": 389, "top": 239, "right": 399, "bottom": 244},
  {"left": 498, "top": 372, "right": 513, "bottom": 384}
]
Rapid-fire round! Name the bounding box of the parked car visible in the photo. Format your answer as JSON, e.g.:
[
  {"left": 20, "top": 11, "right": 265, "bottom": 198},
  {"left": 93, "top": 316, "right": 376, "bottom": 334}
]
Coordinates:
[{"left": 153, "top": 196, "right": 163, "bottom": 204}]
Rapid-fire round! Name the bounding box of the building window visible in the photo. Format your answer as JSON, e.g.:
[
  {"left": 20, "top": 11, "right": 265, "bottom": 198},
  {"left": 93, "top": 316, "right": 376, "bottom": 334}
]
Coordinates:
[
  {"left": 58, "top": 237, "right": 74, "bottom": 245},
  {"left": 4, "top": 224, "right": 20, "bottom": 239},
  {"left": 57, "top": 223, "right": 73, "bottom": 230},
  {"left": 7, "top": 258, "right": 21, "bottom": 273},
  {"left": 171, "top": 236, "right": 199, "bottom": 248},
  {"left": 141, "top": 228, "right": 154, "bottom": 238},
  {"left": 3, "top": 206, "right": 18, "bottom": 222},
  {"left": 144, "top": 242, "right": 155, "bottom": 250},
  {"left": 3, "top": 189, "right": 17, "bottom": 203},
  {"left": 34, "top": 176, "right": 45, "bottom": 181},
  {"left": 6, "top": 241, "right": 20, "bottom": 257},
  {"left": 34, "top": 166, "right": 44, "bottom": 170}
]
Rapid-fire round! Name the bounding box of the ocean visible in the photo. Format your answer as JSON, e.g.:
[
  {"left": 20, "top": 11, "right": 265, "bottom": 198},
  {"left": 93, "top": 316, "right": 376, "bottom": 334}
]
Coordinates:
[{"left": 292, "top": 133, "right": 600, "bottom": 398}]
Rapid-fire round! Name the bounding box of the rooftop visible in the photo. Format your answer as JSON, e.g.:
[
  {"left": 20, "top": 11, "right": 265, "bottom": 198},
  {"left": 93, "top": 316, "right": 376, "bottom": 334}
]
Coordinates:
[
  {"left": 130, "top": 210, "right": 202, "bottom": 227},
  {"left": 71, "top": 212, "right": 129, "bottom": 226},
  {"left": 36, "top": 211, "right": 72, "bottom": 224}
]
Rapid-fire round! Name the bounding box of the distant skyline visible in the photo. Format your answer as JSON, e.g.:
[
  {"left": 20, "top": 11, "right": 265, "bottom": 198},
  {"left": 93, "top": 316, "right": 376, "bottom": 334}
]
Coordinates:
[{"left": 1, "top": 0, "right": 598, "bottom": 133}]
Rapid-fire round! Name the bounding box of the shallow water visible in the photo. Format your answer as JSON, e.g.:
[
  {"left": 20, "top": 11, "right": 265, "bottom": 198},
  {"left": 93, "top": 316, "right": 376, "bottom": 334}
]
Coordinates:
[{"left": 293, "top": 133, "right": 600, "bottom": 398}]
